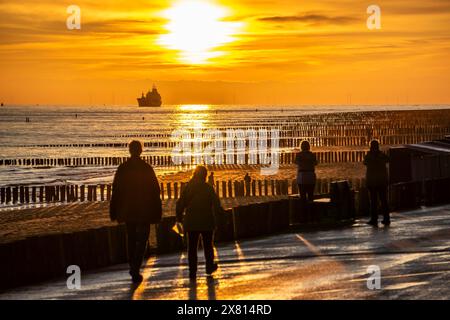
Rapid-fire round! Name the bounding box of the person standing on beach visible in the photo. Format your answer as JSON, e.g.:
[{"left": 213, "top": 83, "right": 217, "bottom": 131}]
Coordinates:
[
  {"left": 176, "top": 166, "right": 224, "bottom": 280},
  {"left": 295, "top": 141, "right": 318, "bottom": 204},
  {"left": 110, "top": 140, "right": 162, "bottom": 283},
  {"left": 364, "top": 139, "right": 390, "bottom": 227}
]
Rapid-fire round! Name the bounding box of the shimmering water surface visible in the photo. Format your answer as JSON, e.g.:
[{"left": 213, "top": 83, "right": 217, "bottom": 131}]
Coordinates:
[{"left": 0, "top": 104, "right": 448, "bottom": 186}]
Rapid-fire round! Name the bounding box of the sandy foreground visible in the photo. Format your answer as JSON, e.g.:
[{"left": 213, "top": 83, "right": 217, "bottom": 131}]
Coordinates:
[{"left": 0, "top": 162, "right": 365, "bottom": 244}]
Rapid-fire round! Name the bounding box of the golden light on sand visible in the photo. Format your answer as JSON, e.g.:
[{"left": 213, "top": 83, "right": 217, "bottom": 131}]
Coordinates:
[{"left": 158, "top": 0, "right": 242, "bottom": 64}]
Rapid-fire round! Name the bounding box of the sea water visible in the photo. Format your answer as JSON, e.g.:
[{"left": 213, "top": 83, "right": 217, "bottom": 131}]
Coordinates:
[{"left": 0, "top": 104, "right": 448, "bottom": 187}]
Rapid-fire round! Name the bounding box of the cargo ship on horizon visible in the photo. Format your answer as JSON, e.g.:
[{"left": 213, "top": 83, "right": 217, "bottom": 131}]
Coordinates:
[{"left": 137, "top": 85, "right": 162, "bottom": 107}]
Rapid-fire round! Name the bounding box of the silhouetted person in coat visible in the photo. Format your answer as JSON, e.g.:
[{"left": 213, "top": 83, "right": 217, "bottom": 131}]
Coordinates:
[
  {"left": 295, "top": 141, "right": 318, "bottom": 203},
  {"left": 110, "top": 140, "right": 162, "bottom": 283},
  {"left": 364, "top": 139, "right": 390, "bottom": 227},
  {"left": 176, "top": 166, "right": 224, "bottom": 280}
]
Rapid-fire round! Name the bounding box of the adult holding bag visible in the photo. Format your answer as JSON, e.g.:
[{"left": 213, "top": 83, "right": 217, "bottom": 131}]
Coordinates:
[{"left": 176, "top": 166, "right": 224, "bottom": 280}]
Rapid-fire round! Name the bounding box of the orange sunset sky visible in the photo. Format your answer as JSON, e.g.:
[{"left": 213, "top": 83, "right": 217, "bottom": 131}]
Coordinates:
[{"left": 0, "top": 0, "right": 449, "bottom": 105}]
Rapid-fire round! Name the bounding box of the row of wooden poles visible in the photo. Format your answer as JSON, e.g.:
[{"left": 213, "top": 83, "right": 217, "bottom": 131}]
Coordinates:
[
  {"left": 2, "top": 125, "right": 449, "bottom": 167},
  {"left": 0, "top": 177, "right": 366, "bottom": 205},
  {"left": 9, "top": 132, "right": 448, "bottom": 150},
  {"left": 0, "top": 150, "right": 370, "bottom": 167},
  {"left": 107, "top": 109, "right": 450, "bottom": 138},
  {"left": 2, "top": 110, "right": 449, "bottom": 167}
]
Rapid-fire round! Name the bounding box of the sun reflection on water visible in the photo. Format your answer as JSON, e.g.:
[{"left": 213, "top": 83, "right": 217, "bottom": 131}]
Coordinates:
[
  {"left": 178, "top": 104, "right": 210, "bottom": 112},
  {"left": 175, "top": 105, "right": 211, "bottom": 130}
]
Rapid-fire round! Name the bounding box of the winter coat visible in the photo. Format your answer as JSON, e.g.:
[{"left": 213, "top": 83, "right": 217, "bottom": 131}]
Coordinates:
[{"left": 110, "top": 157, "right": 162, "bottom": 223}]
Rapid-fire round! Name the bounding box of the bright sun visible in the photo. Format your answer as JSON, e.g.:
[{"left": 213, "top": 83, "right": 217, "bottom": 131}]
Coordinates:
[{"left": 158, "top": 0, "right": 242, "bottom": 64}]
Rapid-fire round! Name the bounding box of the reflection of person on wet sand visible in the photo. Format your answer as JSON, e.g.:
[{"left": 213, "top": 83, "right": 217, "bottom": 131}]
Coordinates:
[{"left": 187, "top": 265, "right": 218, "bottom": 300}]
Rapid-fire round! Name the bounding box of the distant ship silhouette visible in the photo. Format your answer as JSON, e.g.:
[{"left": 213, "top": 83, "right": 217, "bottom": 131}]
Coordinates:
[{"left": 137, "top": 85, "right": 162, "bottom": 107}]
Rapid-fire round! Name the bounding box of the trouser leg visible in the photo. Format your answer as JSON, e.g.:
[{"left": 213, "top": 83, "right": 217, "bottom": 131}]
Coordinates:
[
  {"left": 379, "top": 187, "right": 390, "bottom": 222},
  {"left": 300, "top": 184, "right": 315, "bottom": 222},
  {"left": 201, "top": 231, "right": 215, "bottom": 270},
  {"left": 132, "top": 223, "right": 150, "bottom": 275},
  {"left": 299, "top": 185, "right": 308, "bottom": 209},
  {"left": 368, "top": 188, "right": 379, "bottom": 222},
  {"left": 306, "top": 184, "right": 316, "bottom": 221},
  {"left": 299, "top": 184, "right": 306, "bottom": 201},
  {"left": 187, "top": 231, "right": 200, "bottom": 274},
  {"left": 298, "top": 184, "right": 307, "bottom": 220},
  {"left": 306, "top": 184, "right": 315, "bottom": 202},
  {"left": 126, "top": 223, "right": 137, "bottom": 271},
  {"left": 127, "top": 223, "right": 150, "bottom": 276}
]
